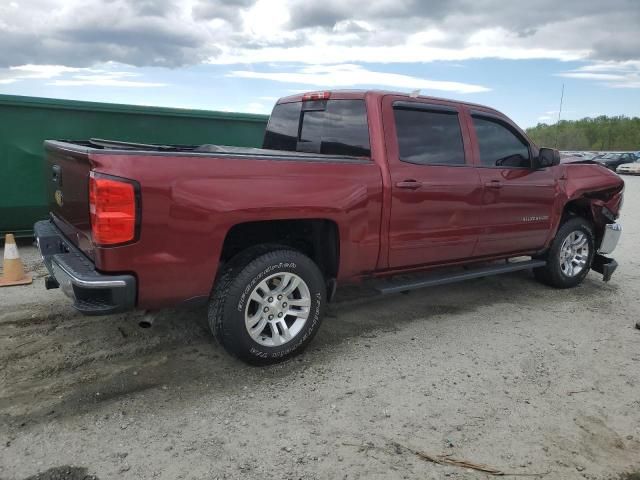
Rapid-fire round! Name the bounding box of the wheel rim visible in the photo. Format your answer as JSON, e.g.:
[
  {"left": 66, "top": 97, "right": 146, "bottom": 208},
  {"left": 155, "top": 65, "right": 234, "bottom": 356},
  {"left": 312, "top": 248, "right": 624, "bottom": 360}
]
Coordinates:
[
  {"left": 244, "top": 272, "right": 311, "bottom": 347},
  {"left": 559, "top": 230, "right": 589, "bottom": 277}
]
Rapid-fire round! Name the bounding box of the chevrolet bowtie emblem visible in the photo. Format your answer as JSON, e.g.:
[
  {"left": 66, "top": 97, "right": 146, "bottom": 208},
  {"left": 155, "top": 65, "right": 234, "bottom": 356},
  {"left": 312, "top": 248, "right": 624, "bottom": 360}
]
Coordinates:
[{"left": 55, "top": 189, "right": 64, "bottom": 207}]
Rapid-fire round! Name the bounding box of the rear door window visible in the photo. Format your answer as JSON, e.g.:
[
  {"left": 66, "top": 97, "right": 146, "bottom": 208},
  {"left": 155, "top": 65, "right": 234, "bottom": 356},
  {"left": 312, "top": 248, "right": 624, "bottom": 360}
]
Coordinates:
[
  {"left": 263, "top": 99, "right": 370, "bottom": 157},
  {"left": 393, "top": 105, "right": 466, "bottom": 165}
]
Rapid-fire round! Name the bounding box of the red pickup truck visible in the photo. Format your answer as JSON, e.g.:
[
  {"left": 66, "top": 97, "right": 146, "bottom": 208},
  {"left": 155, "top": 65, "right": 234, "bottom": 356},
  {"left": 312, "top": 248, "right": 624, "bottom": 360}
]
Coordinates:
[{"left": 35, "top": 90, "right": 624, "bottom": 364}]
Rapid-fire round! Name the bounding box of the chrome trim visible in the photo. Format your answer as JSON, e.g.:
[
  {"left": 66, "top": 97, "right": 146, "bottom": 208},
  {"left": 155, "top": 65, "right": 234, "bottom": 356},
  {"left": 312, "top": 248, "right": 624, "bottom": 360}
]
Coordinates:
[
  {"left": 244, "top": 272, "right": 311, "bottom": 347},
  {"left": 52, "top": 262, "right": 75, "bottom": 299},
  {"left": 36, "top": 236, "right": 44, "bottom": 262},
  {"left": 559, "top": 230, "right": 589, "bottom": 277},
  {"left": 52, "top": 257, "right": 127, "bottom": 288},
  {"left": 598, "top": 223, "right": 622, "bottom": 255}
]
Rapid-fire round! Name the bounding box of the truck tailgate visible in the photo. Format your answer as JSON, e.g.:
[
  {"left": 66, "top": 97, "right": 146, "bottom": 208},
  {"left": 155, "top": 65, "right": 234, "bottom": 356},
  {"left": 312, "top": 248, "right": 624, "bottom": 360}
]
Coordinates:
[{"left": 45, "top": 141, "right": 94, "bottom": 258}]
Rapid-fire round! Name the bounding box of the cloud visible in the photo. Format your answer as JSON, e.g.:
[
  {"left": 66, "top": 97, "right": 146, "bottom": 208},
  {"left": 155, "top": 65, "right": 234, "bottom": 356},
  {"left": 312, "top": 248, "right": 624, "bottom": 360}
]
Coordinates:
[
  {"left": 211, "top": 35, "right": 587, "bottom": 65},
  {"left": 124, "top": 0, "right": 177, "bottom": 17},
  {"left": 537, "top": 109, "right": 561, "bottom": 123},
  {"left": 0, "top": 0, "right": 638, "bottom": 70},
  {"left": 0, "top": 0, "right": 221, "bottom": 68},
  {"left": 283, "top": 0, "right": 640, "bottom": 63},
  {"left": 0, "top": 64, "right": 166, "bottom": 88},
  {"left": 192, "top": 0, "right": 255, "bottom": 23},
  {"left": 558, "top": 61, "right": 640, "bottom": 88},
  {"left": 0, "top": 64, "right": 88, "bottom": 84},
  {"left": 48, "top": 72, "right": 167, "bottom": 88},
  {"left": 228, "top": 64, "right": 489, "bottom": 94}
]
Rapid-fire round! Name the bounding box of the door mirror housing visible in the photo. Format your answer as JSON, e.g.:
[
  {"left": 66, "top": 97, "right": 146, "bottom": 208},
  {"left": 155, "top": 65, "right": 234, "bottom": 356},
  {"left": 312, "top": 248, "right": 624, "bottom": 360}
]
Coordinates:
[{"left": 535, "top": 147, "right": 561, "bottom": 168}]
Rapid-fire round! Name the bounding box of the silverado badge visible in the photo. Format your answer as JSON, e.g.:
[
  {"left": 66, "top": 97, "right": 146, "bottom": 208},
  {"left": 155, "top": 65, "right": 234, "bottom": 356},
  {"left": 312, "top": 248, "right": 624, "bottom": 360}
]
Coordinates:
[
  {"left": 54, "top": 189, "right": 64, "bottom": 207},
  {"left": 522, "top": 215, "right": 549, "bottom": 222}
]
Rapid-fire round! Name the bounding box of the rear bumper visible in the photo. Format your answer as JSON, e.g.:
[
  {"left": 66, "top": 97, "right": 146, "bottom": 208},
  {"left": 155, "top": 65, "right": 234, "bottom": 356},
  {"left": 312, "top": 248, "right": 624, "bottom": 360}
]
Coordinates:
[{"left": 34, "top": 220, "right": 136, "bottom": 315}]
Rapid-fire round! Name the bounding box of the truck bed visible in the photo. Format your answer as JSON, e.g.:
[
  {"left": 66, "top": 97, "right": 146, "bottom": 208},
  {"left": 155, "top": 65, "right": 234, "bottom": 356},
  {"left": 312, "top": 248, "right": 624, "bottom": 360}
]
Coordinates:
[
  {"left": 58, "top": 138, "right": 369, "bottom": 163},
  {"left": 44, "top": 138, "right": 383, "bottom": 309}
]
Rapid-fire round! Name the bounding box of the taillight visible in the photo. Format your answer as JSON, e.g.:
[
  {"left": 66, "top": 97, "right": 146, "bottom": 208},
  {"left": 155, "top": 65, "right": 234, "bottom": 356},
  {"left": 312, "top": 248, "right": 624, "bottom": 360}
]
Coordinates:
[
  {"left": 89, "top": 172, "right": 138, "bottom": 245},
  {"left": 302, "top": 91, "right": 331, "bottom": 101}
]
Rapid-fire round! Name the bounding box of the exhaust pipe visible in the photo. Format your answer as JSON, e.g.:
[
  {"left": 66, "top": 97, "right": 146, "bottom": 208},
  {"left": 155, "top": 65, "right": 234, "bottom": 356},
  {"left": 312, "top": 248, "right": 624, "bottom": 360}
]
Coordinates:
[{"left": 138, "top": 312, "right": 155, "bottom": 329}]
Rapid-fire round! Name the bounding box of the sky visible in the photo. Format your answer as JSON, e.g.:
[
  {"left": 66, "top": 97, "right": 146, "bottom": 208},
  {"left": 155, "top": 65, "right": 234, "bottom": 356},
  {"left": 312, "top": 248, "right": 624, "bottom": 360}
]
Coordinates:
[{"left": 0, "top": 0, "right": 639, "bottom": 128}]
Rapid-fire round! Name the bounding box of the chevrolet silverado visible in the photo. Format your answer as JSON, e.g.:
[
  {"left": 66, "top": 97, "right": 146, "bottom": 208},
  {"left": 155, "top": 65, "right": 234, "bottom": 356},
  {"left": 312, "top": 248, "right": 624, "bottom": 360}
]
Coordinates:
[{"left": 35, "top": 90, "right": 624, "bottom": 364}]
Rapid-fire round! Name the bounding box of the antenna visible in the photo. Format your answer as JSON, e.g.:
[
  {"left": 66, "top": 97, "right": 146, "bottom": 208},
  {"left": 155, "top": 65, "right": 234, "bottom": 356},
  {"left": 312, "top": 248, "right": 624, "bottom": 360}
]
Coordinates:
[{"left": 555, "top": 83, "right": 564, "bottom": 148}]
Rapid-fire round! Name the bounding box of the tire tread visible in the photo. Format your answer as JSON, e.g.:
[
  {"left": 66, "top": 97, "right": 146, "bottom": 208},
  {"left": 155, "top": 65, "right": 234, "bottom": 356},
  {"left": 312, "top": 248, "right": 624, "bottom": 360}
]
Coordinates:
[
  {"left": 534, "top": 216, "right": 594, "bottom": 289},
  {"left": 208, "top": 247, "right": 325, "bottom": 365}
]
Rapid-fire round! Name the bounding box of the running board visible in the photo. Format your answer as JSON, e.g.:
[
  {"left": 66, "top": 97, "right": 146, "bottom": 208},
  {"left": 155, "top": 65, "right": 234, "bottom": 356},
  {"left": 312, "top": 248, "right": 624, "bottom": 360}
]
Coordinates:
[{"left": 374, "top": 259, "right": 547, "bottom": 295}]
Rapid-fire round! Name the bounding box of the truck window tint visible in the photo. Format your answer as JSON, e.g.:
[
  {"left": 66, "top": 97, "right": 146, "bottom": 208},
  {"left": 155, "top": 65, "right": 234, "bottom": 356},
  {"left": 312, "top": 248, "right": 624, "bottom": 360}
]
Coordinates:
[
  {"left": 393, "top": 108, "right": 465, "bottom": 165},
  {"left": 263, "top": 100, "right": 371, "bottom": 157},
  {"left": 473, "top": 117, "right": 530, "bottom": 168},
  {"left": 299, "top": 100, "right": 370, "bottom": 156},
  {"left": 262, "top": 102, "right": 301, "bottom": 151}
]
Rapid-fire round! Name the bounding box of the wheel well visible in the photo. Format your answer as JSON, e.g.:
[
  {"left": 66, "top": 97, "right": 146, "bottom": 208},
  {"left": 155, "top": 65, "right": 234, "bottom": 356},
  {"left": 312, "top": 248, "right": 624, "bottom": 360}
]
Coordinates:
[
  {"left": 220, "top": 219, "right": 339, "bottom": 279},
  {"left": 562, "top": 198, "right": 594, "bottom": 225},
  {"left": 562, "top": 198, "right": 602, "bottom": 244}
]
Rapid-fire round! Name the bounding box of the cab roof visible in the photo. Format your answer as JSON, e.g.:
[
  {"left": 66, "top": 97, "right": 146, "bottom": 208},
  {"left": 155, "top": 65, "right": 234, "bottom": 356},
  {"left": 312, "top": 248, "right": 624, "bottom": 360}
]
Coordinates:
[{"left": 276, "top": 89, "right": 502, "bottom": 116}]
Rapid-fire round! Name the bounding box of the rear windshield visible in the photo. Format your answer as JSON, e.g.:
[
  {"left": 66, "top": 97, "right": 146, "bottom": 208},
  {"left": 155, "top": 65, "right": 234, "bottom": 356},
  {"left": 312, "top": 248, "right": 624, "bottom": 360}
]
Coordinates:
[{"left": 263, "top": 99, "right": 371, "bottom": 157}]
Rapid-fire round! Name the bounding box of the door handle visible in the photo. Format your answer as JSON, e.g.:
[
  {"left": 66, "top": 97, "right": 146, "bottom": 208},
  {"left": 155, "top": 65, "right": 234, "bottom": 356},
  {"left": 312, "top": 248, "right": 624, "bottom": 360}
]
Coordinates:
[
  {"left": 396, "top": 180, "right": 422, "bottom": 190},
  {"left": 485, "top": 180, "right": 502, "bottom": 189}
]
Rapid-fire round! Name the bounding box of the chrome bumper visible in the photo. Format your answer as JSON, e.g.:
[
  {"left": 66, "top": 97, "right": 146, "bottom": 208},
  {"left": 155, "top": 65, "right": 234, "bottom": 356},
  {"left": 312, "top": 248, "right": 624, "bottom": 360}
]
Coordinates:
[
  {"left": 598, "top": 223, "right": 622, "bottom": 255},
  {"left": 34, "top": 220, "right": 136, "bottom": 315}
]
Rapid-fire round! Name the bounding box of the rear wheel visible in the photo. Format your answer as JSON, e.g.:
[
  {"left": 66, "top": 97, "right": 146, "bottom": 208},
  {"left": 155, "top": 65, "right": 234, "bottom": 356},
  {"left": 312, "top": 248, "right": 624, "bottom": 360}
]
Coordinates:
[
  {"left": 208, "top": 248, "right": 326, "bottom": 365},
  {"left": 534, "top": 217, "right": 595, "bottom": 288}
]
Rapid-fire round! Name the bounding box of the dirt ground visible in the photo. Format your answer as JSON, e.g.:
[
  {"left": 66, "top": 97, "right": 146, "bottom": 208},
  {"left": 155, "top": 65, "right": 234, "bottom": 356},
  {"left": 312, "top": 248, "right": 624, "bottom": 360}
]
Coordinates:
[{"left": 1, "top": 178, "right": 639, "bottom": 480}]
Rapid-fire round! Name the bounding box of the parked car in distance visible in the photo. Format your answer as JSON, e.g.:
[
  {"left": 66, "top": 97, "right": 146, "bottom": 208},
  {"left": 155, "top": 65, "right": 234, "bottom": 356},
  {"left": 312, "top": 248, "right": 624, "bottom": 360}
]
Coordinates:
[
  {"left": 35, "top": 90, "right": 624, "bottom": 364},
  {"left": 560, "top": 151, "right": 599, "bottom": 161},
  {"left": 580, "top": 152, "right": 600, "bottom": 160},
  {"left": 616, "top": 158, "right": 640, "bottom": 175},
  {"left": 561, "top": 151, "right": 584, "bottom": 158},
  {"left": 594, "top": 152, "right": 637, "bottom": 170}
]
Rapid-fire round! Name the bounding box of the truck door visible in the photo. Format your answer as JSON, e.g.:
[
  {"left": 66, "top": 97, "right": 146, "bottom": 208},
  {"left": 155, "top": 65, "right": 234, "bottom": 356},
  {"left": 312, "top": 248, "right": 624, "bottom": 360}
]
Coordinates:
[
  {"left": 468, "top": 111, "right": 557, "bottom": 257},
  {"left": 383, "top": 96, "right": 483, "bottom": 269}
]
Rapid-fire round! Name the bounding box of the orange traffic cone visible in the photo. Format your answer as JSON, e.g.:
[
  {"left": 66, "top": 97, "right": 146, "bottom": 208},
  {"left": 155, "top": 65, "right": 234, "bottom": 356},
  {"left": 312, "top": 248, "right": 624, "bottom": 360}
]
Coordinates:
[{"left": 0, "top": 234, "right": 33, "bottom": 287}]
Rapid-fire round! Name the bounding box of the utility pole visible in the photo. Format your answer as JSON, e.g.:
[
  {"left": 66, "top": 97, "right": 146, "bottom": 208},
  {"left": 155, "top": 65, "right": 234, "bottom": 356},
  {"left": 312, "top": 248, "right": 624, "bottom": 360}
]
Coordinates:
[{"left": 555, "top": 83, "right": 564, "bottom": 148}]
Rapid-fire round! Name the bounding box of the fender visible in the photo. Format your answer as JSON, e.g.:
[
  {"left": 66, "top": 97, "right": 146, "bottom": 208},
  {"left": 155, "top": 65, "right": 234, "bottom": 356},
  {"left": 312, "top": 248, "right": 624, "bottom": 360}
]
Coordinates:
[{"left": 544, "top": 163, "right": 624, "bottom": 250}]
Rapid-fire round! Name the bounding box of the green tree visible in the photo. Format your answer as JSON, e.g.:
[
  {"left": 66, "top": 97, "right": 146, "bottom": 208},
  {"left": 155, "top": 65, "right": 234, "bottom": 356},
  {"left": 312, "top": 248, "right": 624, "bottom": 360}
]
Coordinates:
[{"left": 526, "top": 115, "right": 640, "bottom": 151}]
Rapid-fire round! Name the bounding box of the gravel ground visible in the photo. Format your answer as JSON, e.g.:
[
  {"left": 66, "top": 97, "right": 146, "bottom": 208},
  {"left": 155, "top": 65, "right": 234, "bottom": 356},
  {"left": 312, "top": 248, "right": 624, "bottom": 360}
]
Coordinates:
[{"left": 1, "top": 177, "right": 639, "bottom": 480}]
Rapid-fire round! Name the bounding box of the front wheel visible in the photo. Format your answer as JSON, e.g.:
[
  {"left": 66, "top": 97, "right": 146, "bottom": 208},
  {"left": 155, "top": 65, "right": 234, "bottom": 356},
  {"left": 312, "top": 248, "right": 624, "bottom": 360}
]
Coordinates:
[
  {"left": 208, "top": 248, "right": 326, "bottom": 365},
  {"left": 534, "top": 217, "right": 595, "bottom": 288}
]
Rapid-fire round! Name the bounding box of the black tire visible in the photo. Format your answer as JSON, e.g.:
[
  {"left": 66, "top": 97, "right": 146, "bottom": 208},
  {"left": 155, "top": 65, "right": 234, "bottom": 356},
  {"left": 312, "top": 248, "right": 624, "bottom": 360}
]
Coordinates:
[
  {"left": 534, "top": 217, "right": 595, "bottom": 288},
  {"left": 208, "top": 248, "right": 326, "bottom": 365}
]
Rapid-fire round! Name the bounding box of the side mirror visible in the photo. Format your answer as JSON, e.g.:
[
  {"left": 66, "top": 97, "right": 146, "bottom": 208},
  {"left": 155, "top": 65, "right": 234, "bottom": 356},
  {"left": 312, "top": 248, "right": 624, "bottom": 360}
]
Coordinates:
[{"left": 536, "top": 147, "right": 561, "bottom": 168}]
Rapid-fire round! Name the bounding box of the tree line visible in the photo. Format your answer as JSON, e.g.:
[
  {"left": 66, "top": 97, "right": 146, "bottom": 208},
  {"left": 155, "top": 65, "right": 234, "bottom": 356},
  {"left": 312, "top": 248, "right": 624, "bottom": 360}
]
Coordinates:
[{"left": 526, "top": 116, "right": 640, "bottom": 151}]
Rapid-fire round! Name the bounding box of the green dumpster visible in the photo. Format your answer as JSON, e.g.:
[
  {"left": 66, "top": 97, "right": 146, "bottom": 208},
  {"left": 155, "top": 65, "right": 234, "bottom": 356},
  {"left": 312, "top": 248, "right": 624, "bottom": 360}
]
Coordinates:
[{"left": 0, "top": 94, "right": 269, "bottom": 237}]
